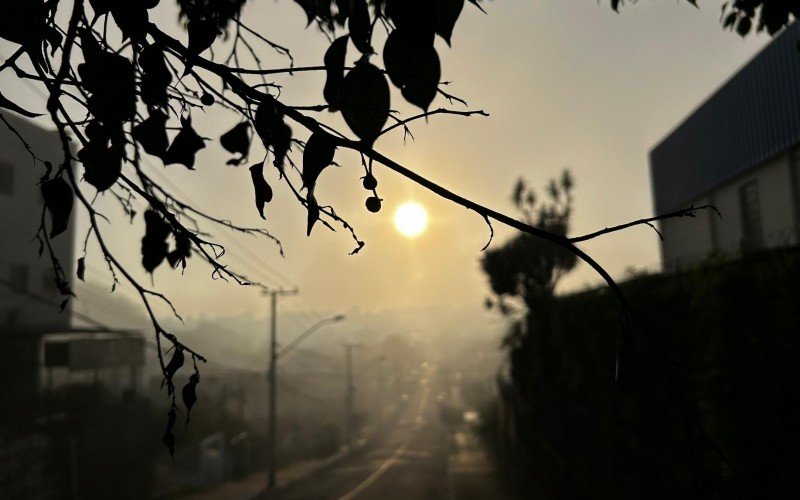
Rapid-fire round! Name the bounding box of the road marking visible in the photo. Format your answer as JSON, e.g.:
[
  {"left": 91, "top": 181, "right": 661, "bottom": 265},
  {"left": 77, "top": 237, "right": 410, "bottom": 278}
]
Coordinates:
[{"left": 338, "top": 386, "right": 430, "bottom": 500}]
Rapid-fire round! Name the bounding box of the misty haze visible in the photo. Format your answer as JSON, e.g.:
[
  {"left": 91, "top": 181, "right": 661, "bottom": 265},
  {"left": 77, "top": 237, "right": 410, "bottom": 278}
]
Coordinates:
[{"left": 1, "top": 1, "right": 799, "bottom": 499}]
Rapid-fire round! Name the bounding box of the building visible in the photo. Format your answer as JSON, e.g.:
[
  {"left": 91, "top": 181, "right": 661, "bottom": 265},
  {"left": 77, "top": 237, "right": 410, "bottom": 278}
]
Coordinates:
[
  {"left": 0, "top": 111, "right": 149, "bottom": 401},
  {"left": 0, "top": 112, "right": 150, "bottom": 497},
  {"left": 0, "top": 113, "right": 74, "bottom": 331},
  {"left": 0, "top": 112, "right": 77, "bottom": 415},
  {"left": 650, "top": 22, "right": 800, "bottom": 271}
]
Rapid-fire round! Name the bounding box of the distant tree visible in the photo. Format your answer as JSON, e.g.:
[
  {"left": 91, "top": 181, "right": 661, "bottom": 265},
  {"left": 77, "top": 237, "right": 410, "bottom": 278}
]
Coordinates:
[
  {"left": 482, "top": 171, "right": 576, "bottom": 380},
  {"left": 0, "top": 0, "right": 787, "bottom": 450}
]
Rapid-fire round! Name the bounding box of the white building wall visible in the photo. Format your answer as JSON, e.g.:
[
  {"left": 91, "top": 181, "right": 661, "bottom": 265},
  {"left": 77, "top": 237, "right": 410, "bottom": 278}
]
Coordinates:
[
  {"left": 0, "top": 114, "right": 74, "bottom": 332},
  {"left": 660, "top": 150, "right": 798, "bottom": 271},
  {"left": 659, "top": 195, "right": 714, "bottom": 270}
]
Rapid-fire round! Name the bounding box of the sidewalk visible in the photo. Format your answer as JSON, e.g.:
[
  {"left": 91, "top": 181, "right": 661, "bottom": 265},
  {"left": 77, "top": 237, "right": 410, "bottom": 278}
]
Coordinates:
[
  {"left": 447, "top": 424, "right": 515, "bottom": 500},
  {"left": 179, "top": 448, "right": 350, "bottom": 500}
]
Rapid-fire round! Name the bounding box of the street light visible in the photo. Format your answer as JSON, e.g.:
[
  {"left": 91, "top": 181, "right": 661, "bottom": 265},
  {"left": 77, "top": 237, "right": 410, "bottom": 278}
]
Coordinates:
[
  {"left": 277, "top": 315, "right": 346, "bottom": 359},
  {"left": 267, "top": 313, "right": 346, "bottom": 491}
]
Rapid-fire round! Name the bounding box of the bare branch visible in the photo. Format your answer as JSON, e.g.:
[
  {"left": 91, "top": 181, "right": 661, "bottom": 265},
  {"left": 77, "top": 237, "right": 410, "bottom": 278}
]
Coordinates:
[{"left": 570, "top": 205, "right": 720, "bottom": 244}]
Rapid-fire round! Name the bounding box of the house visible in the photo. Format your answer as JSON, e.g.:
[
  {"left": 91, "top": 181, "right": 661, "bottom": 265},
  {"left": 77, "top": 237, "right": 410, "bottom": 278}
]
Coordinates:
[
  {"left": 0, "top": 112, "right": 150, "bottom": 497},
  {"left": 650, "top": 22, "right": 800, "bottom": 271},
  {"left": 0, "top": 112, "right": 76, "bottom": 415},
  {"left": 0, "top": 112, "right": 74, "bottom": 332},
  {"left": 0, "top": 112, "right": 146, "bottom": 412}
]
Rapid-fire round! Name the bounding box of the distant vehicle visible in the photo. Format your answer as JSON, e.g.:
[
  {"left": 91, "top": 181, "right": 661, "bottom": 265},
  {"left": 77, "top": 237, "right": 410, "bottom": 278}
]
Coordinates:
[
  {"left": 462, "top": 410, "right": 480, "bottom": 425},
  {"left": 400, "top": 393, "right": 410, "bottom": 404}
]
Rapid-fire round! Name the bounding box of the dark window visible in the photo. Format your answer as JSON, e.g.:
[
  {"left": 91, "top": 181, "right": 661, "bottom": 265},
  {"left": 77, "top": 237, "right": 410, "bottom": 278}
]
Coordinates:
[
  {"left": 739, "top": 180, "right": 763, "bottom": 252},
  {"left": 0, "top": 161, "right": 13, "bottom": 195},
  {"left": 9, "top": 264, "right": 29, "bottom": 292}
]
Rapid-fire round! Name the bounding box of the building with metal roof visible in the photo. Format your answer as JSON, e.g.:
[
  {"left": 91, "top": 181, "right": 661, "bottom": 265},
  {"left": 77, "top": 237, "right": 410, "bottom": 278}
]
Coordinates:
[{"left": 650, "top": 22, "right": 800, "bottom": 270}]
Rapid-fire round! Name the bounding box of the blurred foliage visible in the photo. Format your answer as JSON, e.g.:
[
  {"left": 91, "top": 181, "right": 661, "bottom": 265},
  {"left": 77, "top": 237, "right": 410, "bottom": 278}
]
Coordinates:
[
  {"left": 482, "top": 171, "right": 576, "bottom": 382},
  {"left": 498, "top": 247, "right": 800, "bottom": 498},
  {"left": 612, "top": 1, "right": 798, "bottom": 37}
]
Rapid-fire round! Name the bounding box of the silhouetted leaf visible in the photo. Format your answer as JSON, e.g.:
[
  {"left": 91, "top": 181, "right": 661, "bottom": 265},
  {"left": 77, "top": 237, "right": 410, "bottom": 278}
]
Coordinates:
[
  {"left": 163, "top": 116, "right": 206, "bottom": 169},
  {"left": 293, "top": 0, "right": 334, "bottom": 26},
  {"left": 181, "top": 372, "right": 200, "bottom": 424},
  {"left": 163, "top": 407, "right": 177, "bottom": 458},
  {"left": 306, "top": 194, "right": 320, "bottom": 236},
  {"left": 385, "top": 0, "right": 436, "bottom": 46},
  {"left": 220, "top": 122, "right": 251, "bottom": 164},
  {"left": 77, "top": 257, "right": 86, "bottom": 281},
  {"left": 89, "top": 0, "right": 112, "bottom": 17},
  {"left": 141, "top": 209, "right": 171, "bottom": 273},
  {"left": 167, "top": 232, "right": 192, "bottom": 270},
  {"left": 188, "top": 18, "right": 218, "bottom": 55},
  {"left": 0, "top": 1, "right": 48, "bottom": 46},
  {"left": 0, "top": 91, "right": 42, "bottom": 118},
  {"left": 255, "top": 98, "right": 292, "bottom": 171},
  {"left": 302, "top": 131, "right": 336, "bottom": 191},
  {"left": 0, "top": 1, "right": 57, "bottom": 72},
  {"left": 249, "top": 162, "right": 273, "bottom": 219},
  {"left": 435, "top": 0, "right": 464, "bottom": 45},
  {"left": 723, "top": 12, "right": 738, "bottom": 29},
  {"left": 163, "top": 347, "right": 185, "bottom": 395},
  {"left": 383, "top": 29, "right": 440, "bottom": 110},
  {"left": 737, "top": 16, "right": 752, "bottom": 37},
  {"left": 272, "top": 122, "right": 292, "bottom": 171},
  {"left": 349, "top": 0, "right": 372, "bottom": 55},
  {"left": 467, "top": 0, "right": 486, "bottom": 13},
  {"left": 111, "top": 3, "right": 149, "bottom": 42},
  {"left": 335, "top": 0, "right": 350, "bottom": 25},
  {"left": 255, "top": 97, "right": 283, "bottom": 138},
  {"left": 78, "top": 34, "right": 136, "bottom": 124},
  {"left": 133, "top": 111, "right": 169, "bottom": 158},
  {"left": 140, "top": 43, "right": 171, "bottom": 80},
  {"left": 78, "top": 140, "right": 123, "bottom": 192},
  {"left": 339, "top": 61, "right": 390, "bottom": 145},
  {"left": 140, "top": 44, "right": 172, "bottom": 109},
  {"left": 323, "top": 36, "right": 349, "bottom": 110},
  {"left": 293, "top": 0, "right": 317, "bottom": 25},
  {"left": 40, "top": 176, "right": 73, "bottom": 238}
]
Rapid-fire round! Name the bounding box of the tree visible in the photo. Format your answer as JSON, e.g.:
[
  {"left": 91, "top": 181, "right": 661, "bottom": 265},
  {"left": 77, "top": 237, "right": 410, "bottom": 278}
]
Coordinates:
[
  {"left": 482, "top": 171, "right": 576, "bottom": 379},
  {"left": 0, "top": 0, "right": 792, "bottom": 451}
]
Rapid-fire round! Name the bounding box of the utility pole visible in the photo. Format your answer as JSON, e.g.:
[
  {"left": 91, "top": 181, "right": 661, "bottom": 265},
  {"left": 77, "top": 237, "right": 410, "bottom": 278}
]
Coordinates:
[
  {"left": 266, "top": 288, "right": 297, "bottom": 492},
  {"left": 344, "top": 343, "right": 361, "bottom": 447}
]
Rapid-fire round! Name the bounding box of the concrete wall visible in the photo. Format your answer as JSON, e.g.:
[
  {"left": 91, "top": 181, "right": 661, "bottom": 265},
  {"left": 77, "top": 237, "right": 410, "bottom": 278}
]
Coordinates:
[
  {"left": 0, "top": 113, "right": 74, "bottom": 332},
  {"left": 659, "top": 195, "right": 715, "bottom": 270},
  {"left": 660, "top": 149, "right": 799, "bottom": 271}
]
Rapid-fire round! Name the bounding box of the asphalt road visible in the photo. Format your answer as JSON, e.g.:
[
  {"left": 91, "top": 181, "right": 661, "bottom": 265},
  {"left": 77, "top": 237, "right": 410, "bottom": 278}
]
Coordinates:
[{"left": 263, "top": 373, "right": 512, "bottom": 500}]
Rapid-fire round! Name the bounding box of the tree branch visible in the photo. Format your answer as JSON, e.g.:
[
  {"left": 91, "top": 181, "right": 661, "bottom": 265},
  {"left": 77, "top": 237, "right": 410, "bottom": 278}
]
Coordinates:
[{"left": 570, "top": 205, "right": 720, "bottom": 244}]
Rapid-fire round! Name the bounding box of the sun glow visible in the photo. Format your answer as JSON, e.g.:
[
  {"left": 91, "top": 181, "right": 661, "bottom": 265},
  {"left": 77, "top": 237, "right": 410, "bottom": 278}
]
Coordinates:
[{"left": 393, "top": 201, "right": 428, "bottom": 238}]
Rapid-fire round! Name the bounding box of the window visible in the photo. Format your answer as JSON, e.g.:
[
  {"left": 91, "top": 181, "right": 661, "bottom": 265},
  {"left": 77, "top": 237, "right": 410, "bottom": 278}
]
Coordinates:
[
  {"left": 9, "top": 264, "right": 29, "bottom": 292},
  {"left": 739, "top": 180, "right": 764, "bottom": 252},
  {"left": 0, "top": 161, "right": 13, "bottom": 195}
]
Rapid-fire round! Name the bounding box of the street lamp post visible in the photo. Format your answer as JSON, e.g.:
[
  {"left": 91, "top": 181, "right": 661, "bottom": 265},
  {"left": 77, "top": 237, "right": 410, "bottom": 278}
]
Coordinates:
[
  {"left": 265, "top": 288, "right": 298, "bottom": 491},
  {"left": 267, "top": 312, "right": 346, "bottom": 491}
]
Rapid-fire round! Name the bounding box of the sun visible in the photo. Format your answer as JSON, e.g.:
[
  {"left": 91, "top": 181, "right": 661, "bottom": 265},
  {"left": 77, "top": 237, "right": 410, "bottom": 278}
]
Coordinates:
[{"left": 393, "top": 201, "right": 428, "bottom": 238}]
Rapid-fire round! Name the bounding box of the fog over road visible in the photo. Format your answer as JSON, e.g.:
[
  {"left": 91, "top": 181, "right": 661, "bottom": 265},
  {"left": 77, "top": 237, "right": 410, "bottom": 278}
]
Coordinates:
[{"left": 263, "top": 368, "right": 510, "bottom": 500}]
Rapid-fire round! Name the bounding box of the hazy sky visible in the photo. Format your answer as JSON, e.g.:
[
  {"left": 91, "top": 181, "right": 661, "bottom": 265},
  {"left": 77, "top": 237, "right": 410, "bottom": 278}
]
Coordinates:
[{"left": 1, "top": 1, "right": 772, "bottom": 346}]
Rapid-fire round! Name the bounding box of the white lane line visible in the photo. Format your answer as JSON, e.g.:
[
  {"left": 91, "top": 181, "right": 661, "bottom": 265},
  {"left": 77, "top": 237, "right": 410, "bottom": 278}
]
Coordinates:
[{"left": 338, "top": 386, "right": 431, "bottom": 500}]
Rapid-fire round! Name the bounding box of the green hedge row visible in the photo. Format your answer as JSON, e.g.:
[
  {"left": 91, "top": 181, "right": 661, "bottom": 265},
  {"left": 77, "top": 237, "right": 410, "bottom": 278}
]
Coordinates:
[{"left": 508, "top": 248, "right": 800, "bottom": 498}]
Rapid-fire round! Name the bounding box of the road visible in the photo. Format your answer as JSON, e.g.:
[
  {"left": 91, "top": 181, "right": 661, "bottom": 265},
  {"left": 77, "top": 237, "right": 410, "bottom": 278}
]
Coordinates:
[{"left": 262, "top": 372, "right": 512, "bottom": 500}]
